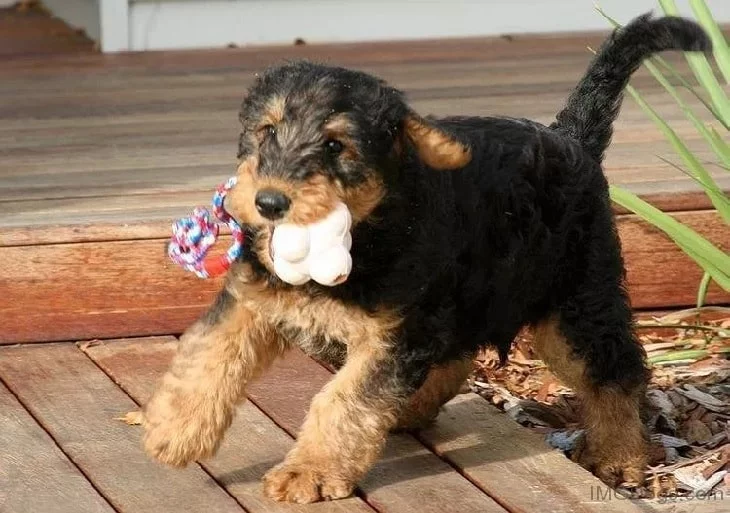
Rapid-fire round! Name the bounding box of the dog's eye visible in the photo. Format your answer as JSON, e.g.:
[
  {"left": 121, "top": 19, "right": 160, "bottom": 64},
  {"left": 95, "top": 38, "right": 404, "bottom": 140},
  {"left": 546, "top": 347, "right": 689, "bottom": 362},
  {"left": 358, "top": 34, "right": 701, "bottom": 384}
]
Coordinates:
[
  {"left": 324, "top": 139, "right": 343, "bottom": 155},
  {"left": 258, "top": 124, "right": 276, "bottom": 141}
]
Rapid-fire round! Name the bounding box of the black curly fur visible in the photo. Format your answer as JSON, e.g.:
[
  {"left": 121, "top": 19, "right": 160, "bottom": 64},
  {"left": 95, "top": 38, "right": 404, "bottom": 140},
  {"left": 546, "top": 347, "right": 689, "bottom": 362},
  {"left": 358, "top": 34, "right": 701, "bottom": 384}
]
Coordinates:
[
  {"left": 234, "top": 15, "right": 709, "bottom": 396},
  {"left": 551, "top": 13, "right": 711, "bottom": 162}
]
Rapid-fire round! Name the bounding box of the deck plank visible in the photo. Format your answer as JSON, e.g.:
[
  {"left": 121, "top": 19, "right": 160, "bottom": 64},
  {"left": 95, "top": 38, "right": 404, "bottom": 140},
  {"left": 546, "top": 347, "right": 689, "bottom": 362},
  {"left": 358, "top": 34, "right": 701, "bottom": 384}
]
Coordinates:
[
  {"left": 0, "top": 381, "right": 114, "bottom": 513},
  {"left": 247, "top": 349, "right": 508, "bottom": 513},
  {"left": 1, "top": 208, "right": 727, "bottom": 344},
  {"left": 0, "top": 30, "right": 727, "bottom": 343},
  {"left": 83, "top": 336, "right": 375, "bottom": 513},
  {"left": 0, "top": 343, "right": 246, "bottom": 513},
  {"left": 0, "top": 32, "right": 726, "bottom": 235},
  {"left": 85, "top": 337, "right": 505, "bottom": 513},
  {"left": 250, "top": 352, "right": 730, "bottom": 513},
  {"left": 418, "top": 393, "right": 728, "bottom": 513}
]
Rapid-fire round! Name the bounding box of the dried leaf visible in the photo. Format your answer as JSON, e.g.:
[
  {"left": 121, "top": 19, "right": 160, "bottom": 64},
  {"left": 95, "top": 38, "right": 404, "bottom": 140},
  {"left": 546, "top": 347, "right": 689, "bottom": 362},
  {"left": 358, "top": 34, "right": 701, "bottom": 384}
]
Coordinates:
[
  {"left": 535, "top": 374, "right": 558, "bottom": 403},
  {"left": 76, "top": 340, "right": 101, "bottom": 350},
  {"left": 665, "top": 447, "right": 680, "bottom": 464},
  {"left": 676, "top": 385, "right": 729, "bottom": 414},
  {"left": 674, "top": 463, "right": 709, "bottom": 489},
  {"left": 696, "top": 470, "right": 727, "bottom": 494},
  {"left": 706, "top": 432, "right": 728, "bottom": 448},
  {"left": 701, "top": 453, "right": 728, "bottom": 479},
  {"left": 653, "top": 433, "right": 690, "bottom": 448},
  {"left": 117, "top": 411, "right": 144, "bottom": 425}
]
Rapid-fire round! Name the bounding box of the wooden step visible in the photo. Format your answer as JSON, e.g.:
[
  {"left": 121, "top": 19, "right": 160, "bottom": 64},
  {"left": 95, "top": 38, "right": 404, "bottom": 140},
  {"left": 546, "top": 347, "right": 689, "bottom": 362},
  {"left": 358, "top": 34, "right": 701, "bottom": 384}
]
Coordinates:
[{"left": 0, "top": 32, "right": 728, "bottom": 344}]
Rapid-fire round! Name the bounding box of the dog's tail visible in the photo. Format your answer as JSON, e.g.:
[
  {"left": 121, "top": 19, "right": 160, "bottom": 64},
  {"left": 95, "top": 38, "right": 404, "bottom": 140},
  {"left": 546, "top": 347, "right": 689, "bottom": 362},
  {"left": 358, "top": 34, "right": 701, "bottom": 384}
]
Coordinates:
[{"left": 550, "top": 13, "right": 710, "bottom": 162}]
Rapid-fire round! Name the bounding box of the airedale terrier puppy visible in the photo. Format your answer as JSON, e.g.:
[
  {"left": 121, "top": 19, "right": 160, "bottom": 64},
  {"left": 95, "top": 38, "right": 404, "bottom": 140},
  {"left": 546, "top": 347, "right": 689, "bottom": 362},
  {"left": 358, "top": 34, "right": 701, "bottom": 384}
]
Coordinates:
[{"left": 141, "top": 14, "right": 709, "bottom": 502}]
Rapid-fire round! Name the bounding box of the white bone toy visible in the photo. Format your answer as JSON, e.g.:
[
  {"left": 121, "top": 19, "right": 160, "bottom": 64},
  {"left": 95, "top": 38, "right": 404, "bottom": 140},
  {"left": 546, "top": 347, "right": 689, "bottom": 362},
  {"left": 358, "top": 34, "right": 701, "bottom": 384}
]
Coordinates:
[{"left": 271, "top": 202, "right": 353, "bottom": 286}]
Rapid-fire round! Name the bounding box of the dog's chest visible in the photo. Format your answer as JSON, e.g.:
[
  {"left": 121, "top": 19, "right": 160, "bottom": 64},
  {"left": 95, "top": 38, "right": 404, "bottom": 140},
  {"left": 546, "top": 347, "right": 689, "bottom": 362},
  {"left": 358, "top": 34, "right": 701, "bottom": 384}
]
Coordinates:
[{"left": 244, "top": 286, "right": 398, "bottom": 361}]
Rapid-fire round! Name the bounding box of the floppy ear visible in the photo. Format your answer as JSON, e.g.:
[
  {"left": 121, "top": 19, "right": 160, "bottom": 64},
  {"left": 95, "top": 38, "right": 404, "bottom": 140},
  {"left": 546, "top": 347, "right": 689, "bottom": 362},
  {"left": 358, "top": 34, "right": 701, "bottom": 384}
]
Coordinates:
[{"left": 403, "top": 113, "right": 472, "bottom": 170}]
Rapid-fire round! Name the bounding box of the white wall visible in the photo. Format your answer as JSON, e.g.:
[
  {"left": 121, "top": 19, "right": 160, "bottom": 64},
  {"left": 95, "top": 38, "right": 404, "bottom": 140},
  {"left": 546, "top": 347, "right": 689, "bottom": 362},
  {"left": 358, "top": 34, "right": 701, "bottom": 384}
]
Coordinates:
[
  {"left": 128, "top": 0, "right": 730, "bottom": 51},
  {"left": 40, "top": 0, "right": 730, "bottom": 52}
]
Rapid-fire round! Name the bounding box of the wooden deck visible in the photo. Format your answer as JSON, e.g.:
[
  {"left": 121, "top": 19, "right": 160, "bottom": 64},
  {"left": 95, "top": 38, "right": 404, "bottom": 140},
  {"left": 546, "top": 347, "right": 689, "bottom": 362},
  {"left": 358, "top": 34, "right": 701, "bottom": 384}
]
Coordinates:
[
  {"left": 1, "top": 29, "right": 729, "bottom": 344},
  {"left": 0, "top": 12, "right": 728, "bottom": 513},
  {"left": 0, "top": 336, "right": 725, "bottom": 513}
]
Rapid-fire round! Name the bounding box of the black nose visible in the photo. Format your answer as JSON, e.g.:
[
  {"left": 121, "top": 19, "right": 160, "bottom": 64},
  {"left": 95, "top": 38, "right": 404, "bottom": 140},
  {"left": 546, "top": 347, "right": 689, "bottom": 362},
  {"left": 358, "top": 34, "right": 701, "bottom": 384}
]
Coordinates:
[{"left": 255, "top": 189, "right": 291, "bottom": 220}]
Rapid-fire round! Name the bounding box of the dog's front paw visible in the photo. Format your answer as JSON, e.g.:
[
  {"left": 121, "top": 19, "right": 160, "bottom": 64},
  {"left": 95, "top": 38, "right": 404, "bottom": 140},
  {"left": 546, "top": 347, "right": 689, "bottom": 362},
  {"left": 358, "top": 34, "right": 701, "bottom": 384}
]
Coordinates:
[
  {"left": 262, "top": 462, "right": 354, "bottom": 503},
  {"left": 142, "top": 401, "right": 223, "bottom": 468},
  {"left": 573, "top": 437, "right": 646, "bottom": 488}
]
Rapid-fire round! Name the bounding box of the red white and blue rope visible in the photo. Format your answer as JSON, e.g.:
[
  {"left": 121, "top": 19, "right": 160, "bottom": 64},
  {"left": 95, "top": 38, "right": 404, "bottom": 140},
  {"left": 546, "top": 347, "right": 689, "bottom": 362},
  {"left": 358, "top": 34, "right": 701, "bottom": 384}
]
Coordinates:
[{"left": 168, "top": 176, "right": 244, "bottom": 278}]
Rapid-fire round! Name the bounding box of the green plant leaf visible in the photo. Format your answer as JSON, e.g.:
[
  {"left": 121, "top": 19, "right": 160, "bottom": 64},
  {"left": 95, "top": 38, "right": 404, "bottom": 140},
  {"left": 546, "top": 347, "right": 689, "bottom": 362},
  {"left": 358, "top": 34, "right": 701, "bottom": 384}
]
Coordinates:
[
  {"left": 659, "top": 0, "right": 730, "bottom": 125},
  {"left": 697, "top": 271, "right": 712, "bottom": 307},
  {"left": 708, "top": 126, "right": 730, "bottom": 168},
  {"left": 648, "top": 349, "right": 708, "bottom": 364},
  {"left": 642, "top": 59, "right": 730, "bottom": 169},
  {"left": 653, "top": 55, "right": 728, "bottom": 128},
  {"left": 690, "top": 0, "right": 730, "bottom": 84},
  {"left": 609, "top": 186, "right": 730, "bottom": 291},
  {"left": 656, "top": 156, "right": 730, "bottom": 203},
  {"left": 626, "top": 84, "right": 730, "bottom": 223}
]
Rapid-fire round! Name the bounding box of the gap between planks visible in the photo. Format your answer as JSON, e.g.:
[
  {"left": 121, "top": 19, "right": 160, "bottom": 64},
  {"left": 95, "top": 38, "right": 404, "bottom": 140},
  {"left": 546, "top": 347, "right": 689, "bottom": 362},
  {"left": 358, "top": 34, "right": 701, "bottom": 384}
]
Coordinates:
[
  {"left": 0, "top": 342, "right": 249, "bottom": 513},
  {"left": 87, "top": 337, "right": 666, "bottom": 513},
  {"left": 82, "top": 336, "right": 504, "bottom": 513},
  {"left": 2, "top": 339, "right": 725, "bottom": 512},
  {"left": 0, "top": 379, "right": 116, "bottom": 513}
]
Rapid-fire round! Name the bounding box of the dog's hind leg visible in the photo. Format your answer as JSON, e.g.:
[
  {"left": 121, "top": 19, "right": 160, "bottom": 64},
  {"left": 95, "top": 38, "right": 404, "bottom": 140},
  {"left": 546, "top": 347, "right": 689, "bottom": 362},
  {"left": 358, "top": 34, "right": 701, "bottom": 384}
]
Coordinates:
[
  {"left": 394, "top": 357, "right": 473, "bottom": 431},
  {"left": 532, "top": 231, "right": 649, "bottom": 488},
  {"left": 532, "top": 314, "right": 648, "bottom": 487}
]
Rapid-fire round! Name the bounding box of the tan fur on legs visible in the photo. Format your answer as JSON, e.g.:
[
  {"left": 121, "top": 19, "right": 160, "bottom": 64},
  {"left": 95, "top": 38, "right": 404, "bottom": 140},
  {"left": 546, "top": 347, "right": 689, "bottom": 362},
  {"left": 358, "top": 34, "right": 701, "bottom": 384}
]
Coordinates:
[
  {"left": 395, "top": 357, "right": 473, "bottom": 431},
  {"left": 263, "top": 318, "right": 402, "bottom": 504},
  {"left": 532, "top": 317, "right": 647, "bottom": 487},
  {"left": 142, "top": 267, "right": 287, "bottom": 467},
  {"left": 575, "top": 388, "right": 647, "bottom": 486}
]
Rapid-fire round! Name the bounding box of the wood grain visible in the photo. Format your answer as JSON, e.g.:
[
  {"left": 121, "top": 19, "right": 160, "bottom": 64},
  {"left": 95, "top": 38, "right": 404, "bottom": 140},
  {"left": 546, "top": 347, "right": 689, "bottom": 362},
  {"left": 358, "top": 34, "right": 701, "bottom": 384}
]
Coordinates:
[
  {"left": 248, "top": 349, "right": 506, "bottom": 513},
  {"left": 1, "top": 209, "right": 727, "bottom": 344},
  {"left": 618, "top": 210, "right": 729, "bottom": 309},
  {"left": 0, "top": 238, "right": 224, "bottom": 343},
  {"left": 84, "top": 336, "right": 374, "bottom": 513},
  {"left": 0, "top": 343, "right": 246, "bottom": 513},
  {"left": 1, "top": 29, "right": 727, "bottom": 344},
  {"left": 90, "top": 338, "right": 504, "bottom": 513},
  {"left": 0, "top": 29, "right": 726, "bottom": 242},
  {"left": 0, "top": 381, "right": 114, "bottom": 513}
]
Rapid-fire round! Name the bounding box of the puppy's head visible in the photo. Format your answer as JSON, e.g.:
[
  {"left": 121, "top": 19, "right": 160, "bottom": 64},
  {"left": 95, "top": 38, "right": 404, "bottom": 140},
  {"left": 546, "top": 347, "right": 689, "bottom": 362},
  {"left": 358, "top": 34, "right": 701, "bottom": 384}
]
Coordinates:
[{"left": 229, "top": 61, "right": 471, "bottom": 265}]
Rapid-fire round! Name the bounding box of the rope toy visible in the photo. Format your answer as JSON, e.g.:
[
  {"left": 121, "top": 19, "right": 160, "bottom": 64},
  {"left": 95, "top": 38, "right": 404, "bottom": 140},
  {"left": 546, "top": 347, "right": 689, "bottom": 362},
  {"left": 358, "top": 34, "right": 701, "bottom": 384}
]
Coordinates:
[{"left": 168, "top": 176, "right": 244, "bottom": 278}]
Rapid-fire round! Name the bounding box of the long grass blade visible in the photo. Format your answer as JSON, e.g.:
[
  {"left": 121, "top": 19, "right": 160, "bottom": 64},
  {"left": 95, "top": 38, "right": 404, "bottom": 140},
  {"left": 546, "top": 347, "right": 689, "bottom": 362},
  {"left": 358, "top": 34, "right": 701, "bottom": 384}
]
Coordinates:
[
  {"left": 690, "top": 0, "right": 730, "bottom": 84},
  {"left": 697, "top": 271, "right": 712, "bottom": 308},
  {"left": 658, "top": 0, "right": 730, "bottom": 125},
  {"left": 626, "top": 84, "right": 730, "bottom": 223},
  {"left": 656, "top": 156, "right": 730, "bottom": 203},
  {"left": 651, "top": 55, "right": 730, "bottom": 125},
  {"left": 609, "top": 186, "right": 730, "bottom": 290},
  {"left": 642, "top": 59, "right": 730, "bottom": 168},
  {"left": 653, "top": 55, "right": 727, "bottom": 128},
  {"left": 709, "top": 126, "right": 730, "bottom": 168},
  {"left": 681, "top": 244, "right": 730, "bottom": 291}
]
